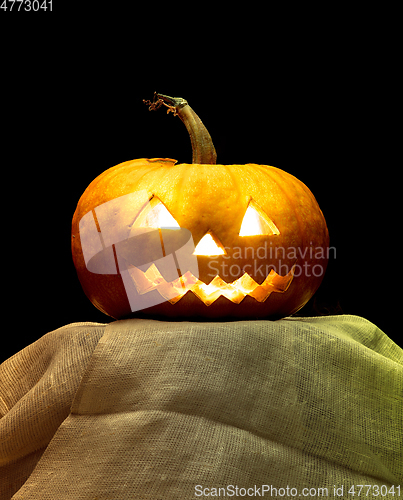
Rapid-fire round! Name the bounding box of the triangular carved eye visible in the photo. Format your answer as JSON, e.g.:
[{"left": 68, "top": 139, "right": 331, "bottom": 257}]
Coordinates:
[
  {"left": 239, "top": 200, "right": 280, "bottom": 236},
  {"left": 135, "top": 196, "right": 180, "bottom": 229}
]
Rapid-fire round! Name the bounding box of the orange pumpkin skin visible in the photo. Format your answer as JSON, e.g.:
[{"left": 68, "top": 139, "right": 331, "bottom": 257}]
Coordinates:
[{"left": 71, "top": 157, "right": 329, "bottom": 320}]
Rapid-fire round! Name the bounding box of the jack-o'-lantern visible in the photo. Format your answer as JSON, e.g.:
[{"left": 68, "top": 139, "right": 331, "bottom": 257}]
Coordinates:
[{"left": 71, "top": 93, "right": 329, "bottom": 320}]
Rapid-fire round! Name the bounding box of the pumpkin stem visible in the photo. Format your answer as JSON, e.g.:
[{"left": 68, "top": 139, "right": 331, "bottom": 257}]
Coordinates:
[{"left": 143, "top": 92, "right": 217, "bottom": 165}]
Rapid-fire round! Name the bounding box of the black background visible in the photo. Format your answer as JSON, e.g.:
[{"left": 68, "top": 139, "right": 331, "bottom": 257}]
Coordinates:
[{"left": 0, "top": 11, "right": 399, "bottom": 362}]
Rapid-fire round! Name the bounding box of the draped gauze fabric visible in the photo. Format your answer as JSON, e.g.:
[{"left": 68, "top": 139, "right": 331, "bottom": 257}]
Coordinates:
[{"left": 0, "top": 316, "right": 402, "bottom": 499}]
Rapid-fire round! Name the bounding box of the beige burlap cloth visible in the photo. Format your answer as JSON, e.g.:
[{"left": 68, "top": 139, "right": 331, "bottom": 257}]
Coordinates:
[{"left": 0, "top": 316, "right": 402, "bottom": 499}]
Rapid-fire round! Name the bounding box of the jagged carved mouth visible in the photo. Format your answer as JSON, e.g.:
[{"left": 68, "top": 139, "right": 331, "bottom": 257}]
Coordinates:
[{"left": 127, "top": 264, "right": 295, "bottom": 306}]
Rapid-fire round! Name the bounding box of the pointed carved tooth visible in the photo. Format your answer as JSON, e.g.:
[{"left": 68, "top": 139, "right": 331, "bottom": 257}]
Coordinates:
[
  {"left": 232, "top": 273, "right": 259, "bottom": 294},
  {"left": 209, "top": 276, "right": 246, "bottom": 303},
  {"left": 260, "top": 266, "right": 295, "bottom": 292},
  {"left": 167, "top": 294, "right": 186, "bottom": 305},
  {"left": 207, "top": 276, "right": 228, "bottom": 289},
  {"left": 180, "top": 271, "right": 200, "bottom": 287},
  {"left": 191, "top": 283, "right": 223, "bottom": 306},
  {"left": 128, "top": 266, "right": 159, "bottom": 295},
  {"left": 190, "top": 276, "right": 228, "bottom": 305},
  {"left": 221, "top": 289, "right": 245, "bottom": 304},
  {"left": 158, "top": 280, "right": 187, "bottom": 302},
  {"left": 144, "top": 263, "right": 166, "bottom": 284},
  {"left": 249, "top": 287, "right": 273, "bottom": 302}
]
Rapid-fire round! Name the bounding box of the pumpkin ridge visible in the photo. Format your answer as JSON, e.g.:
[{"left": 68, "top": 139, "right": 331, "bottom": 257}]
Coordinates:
[
  {"left": 223, "top": 163, "right": 245, "bottom": 210},
  {"left": 263, "top": 166, "right": 306, "bottom": 244},
  {"left": 276, "top": 171, "right": 306, "bottom": 256},
  {"left": 172, "top": 163, "right": 192, "bottom": 214}
]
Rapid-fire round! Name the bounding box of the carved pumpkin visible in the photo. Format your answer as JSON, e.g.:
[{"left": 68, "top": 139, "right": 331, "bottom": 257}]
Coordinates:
[{"left": 71, "top": 93, "right": 329, "bottom": 320}]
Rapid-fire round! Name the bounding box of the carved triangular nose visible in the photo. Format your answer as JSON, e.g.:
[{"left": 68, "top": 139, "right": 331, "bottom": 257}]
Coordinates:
[{"left": 193, "top": 231, "right": 226, "bottom": 256}]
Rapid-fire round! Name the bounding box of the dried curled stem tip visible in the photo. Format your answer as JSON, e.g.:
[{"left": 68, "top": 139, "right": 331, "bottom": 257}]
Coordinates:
[
  {"left": 143, "top": 96, "right": 163, "bottom": 111},
  {"left": 143, "top": 92, "right": 217, "bottom": 165},
  {"left": 143, "top": 93, "right": 188, "bottom": 115}
]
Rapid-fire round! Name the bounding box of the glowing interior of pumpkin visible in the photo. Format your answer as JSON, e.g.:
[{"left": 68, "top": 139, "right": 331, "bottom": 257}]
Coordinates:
[
  {"left": 193, "top": 231, "right": 226, "bottom": 256},
  {"left": 127, "top": 196, "right": 290, "bottom": 305},
  {"left": 135, "top": 197, "right": 180, "bottom": 230},
  {"left": 239, "top": 200, "right": 280, "bottom": 236}
]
